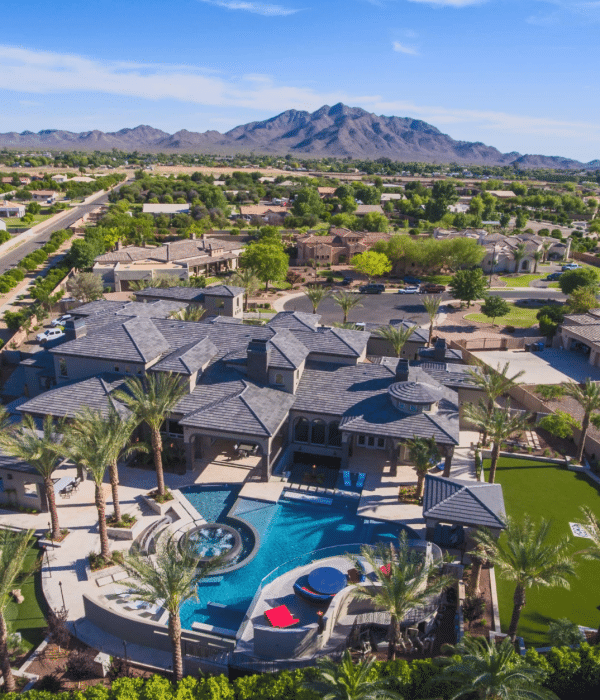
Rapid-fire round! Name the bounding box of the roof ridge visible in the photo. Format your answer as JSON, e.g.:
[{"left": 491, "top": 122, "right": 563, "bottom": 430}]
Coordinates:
[
  {"left": 123, "top": 317, "right": 167, "bottom": 362},
  {"left": 461, "top": 484, "right": 506, "bottom": 527},
  {"left": 423, "top": 411, "right": 460, "bottom": 445},
  {"left": 239, "top": 382, "right": 271, "bottom": 435},
  {"left": 425, "top": 474, "right": 464, "bottom": 511},
  {"left": 328, "top": 327, "right": 361, "bottom": 356},
  {"left": 184, "top": 385, "right": 245, "bottom": 419}
]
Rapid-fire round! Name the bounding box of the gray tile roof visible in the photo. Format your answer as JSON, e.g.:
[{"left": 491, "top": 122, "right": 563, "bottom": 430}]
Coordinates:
[
  {"left": 202, "top": 285, "right": 245, "bottom": 297},
  {"left": 268, "top": 330, "right": 309, "bottom": 369},
  {"left": 123, "top": 317, "right": 171, "bottom": 362},
  {"left": 388, "top": 381, "right": 444, "bottom": 404},
  {"left": 0, "top": 448, "right": 38, "bottom": 475},
  {"left": 18, "top": 374, "right": 131, "bottom": 420},
  {"left": 422, "top": 475, "right": 506, "bottom": 528},
  {"left": 149, "top": 338, "right": 218, "bottom": 375},
  {"left": 268, "top": 311, "right": 321, "bottom": 332},
  {"left": 204, "top": 316, "right": 243, "bottom": 325},
  {"left": 115, "top": 300, "right": 187, "bottom": 318},
  {"left": 293, "top": 327, "right": 368, "bottom": 358},
  {"left": 135, "top": 287, "right": 206, "bottom": 303}
]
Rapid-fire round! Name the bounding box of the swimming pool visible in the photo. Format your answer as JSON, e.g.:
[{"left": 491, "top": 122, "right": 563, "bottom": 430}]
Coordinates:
[{"left": 179, "top": 486, "right": 416, "bottom": 631}]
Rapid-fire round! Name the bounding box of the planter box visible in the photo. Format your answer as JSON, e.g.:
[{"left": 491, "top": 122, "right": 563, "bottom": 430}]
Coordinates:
[
  {"left": 142, "top": 493, "right": 174, "bottom": 516},
  {"left": 107, "top": 516, "right": 145, "bottom": 541}
]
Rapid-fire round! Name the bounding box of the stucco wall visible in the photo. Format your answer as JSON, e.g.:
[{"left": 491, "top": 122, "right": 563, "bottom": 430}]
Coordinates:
[{"left": 0, "top": 469, "right": 45, "bottom": 512}]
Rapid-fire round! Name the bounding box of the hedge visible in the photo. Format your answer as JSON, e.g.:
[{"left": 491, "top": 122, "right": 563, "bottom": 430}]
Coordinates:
[{"left": 3, "top": 644, "right": 599, "bottom": 700}]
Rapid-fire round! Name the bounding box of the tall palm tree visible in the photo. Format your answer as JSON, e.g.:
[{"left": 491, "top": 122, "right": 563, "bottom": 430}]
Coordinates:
[
  {"left": 63, "top": 411, "right": 115, "bottom": 561},
  {"left": 422, "top": 295, "right": 441, "bottom": 346},
  {"left": 0, "top": 415, "right": 65, "bottom": 541},
  {"left": 473, "top": 516, "right": 575, "bottom": 641},
  {"left": 467, "top": 363, "right": 525, "bottom": 446},
  {"left": 533, "top": 250, "right": 543, "bottom": 274},
  {"left": 577, "top": 505, "right": 600, "bottom": 640},
  {"left": 332, "top": 290, "right": 363, "bottom": 324},
  {"left": 114, "top": 373, "right": 188, "bottom": 497},
  {"left": 564, "top": 379, "right": 600, "bottom": 464},
  {"left": 169, "top": 306, "right": 205, "bottom": 322},
  {"left": 304, "top": 284, "right": 330, "bottom": 314},
  {"left": 0, "top": 529, "right": 34, "bottom": 694},
  {"left": 349, "top": 531, "right": 450, "bottom": 659},
  {"left": 122, "top": 535, "right": 223, "bottom": 682},
  {"left": 376, "top": 324, "right": 416, "bottom": 358},
  {"left": 303, "top": 649, "right": 402, "bottom": 700},
  {"left": 465, "top": 402, "right": 530, "bottom": 483},
  {"left": 232, "top": 267, "right": 260, "bottom": 312},
  {"left": 439, "top": 635, "right": 559, "bottom": 700},
  {"left": 513, "top": 243, "right": 527, "bottom": 272},
  {"left": 406, "top": 435, "right": 440, "bottom": 499}
]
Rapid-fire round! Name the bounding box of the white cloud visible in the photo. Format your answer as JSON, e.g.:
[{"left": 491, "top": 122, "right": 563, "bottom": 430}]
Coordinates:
[
  {"left": 19, "top": 99, "right": 41, "bottom": 106},
  {"left": 406, "top": 0, "right": 486, "bottom": 6},
  {"left": 392, "top": 41, "right": 418, "bottom": 55},
  {"left": 196, "top": 0, "right": 299, "bottom": 15},
  {"left": 0, "top": 45, "right": 375, "bottom": 112}
]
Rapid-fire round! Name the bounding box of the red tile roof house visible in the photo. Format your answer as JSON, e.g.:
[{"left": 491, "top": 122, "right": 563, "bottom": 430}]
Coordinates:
[{"left": 296, "top": 227, "right": 394, "bottom": 265}]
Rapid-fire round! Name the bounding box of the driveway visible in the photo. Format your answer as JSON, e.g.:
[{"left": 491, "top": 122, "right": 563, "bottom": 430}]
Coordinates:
[{"left": 470, "top": 347, "right": 600, "bottom": 384}]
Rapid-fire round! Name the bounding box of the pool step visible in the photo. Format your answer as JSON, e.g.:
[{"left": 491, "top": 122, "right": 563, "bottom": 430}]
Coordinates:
[{"left": 282, "top": 490, "right": 333, "bottom": 506}]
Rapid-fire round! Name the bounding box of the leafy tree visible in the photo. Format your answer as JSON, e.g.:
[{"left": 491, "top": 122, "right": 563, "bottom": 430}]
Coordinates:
[
  {"left": 566, "top": 286, "right": 600, "bottom": 314},
  {"left": 376, "top": 324, "right": 415, "bottom": 357},
  {"left": 304, "top": 649, "right": 401, "bottom": 700},
  {"left": 425, "top": 180, "right": 458, "bottom": 222},
  {"left": 465, "top": 401, "right": 530, "bottom": 483},
  {"left": 439, "top": 636, "right": 559, "bottom": 700},
  {"left": 536, "top": 305, "right": 564, "bottom": 337},
  {"left": 564, "top": 379, "right": 600, "bottom": 464},
  {"left": 406, "top": 435, "right": 440, "bottom": 499},
  {"left": 332, "top": 291, "right": 363, "bottom": 324},
  {"left": 240, "top": 241, "right": 289, "bottom": 291},
  {"left": 122, "top": 534, "right": 224, "bottom": 682},
  {"left": 0, "top": 415, "right": 64, "bottom": 540},
  {"left": 559, "top": 267, "right": 600, "bottom": 295},
  {"left": 26, "top": 201, "right": 41, "bottom": 215},
  {"left": 474, "top": 516, "right": 575, "bottom": 641},
  {"left": 480, "top": 296, "right": 511, "bottom": 326},
  {"left": 256, "top": 225, "right": 280, "bottom": 242},
  {"left": 422, "top": 296, "right": 441, "bottom": 345},
  {"left": 449, "top": 269, "right": 488, "bottom": 307},
  {"left": 67, "top": 272, "right": 104, "bottom": 302},
  {"left": 351, "top": 251, "right": 391, "bottom": 281},
  {"left": 66, "top": 239, "right": 104, "bottom": 270},
  {"left": 516, "top": 210, "right": 528, "bottom": 229},
  {"left": 114, "top": 374, "right": 188, "bottom": 497},
  {"left": 349, "top": 531, "right": 450, "bottom": 659},
  {"left": 360, "top": 211, "right": 389, "bottom": 232},
  {"left": 292, "top": 187, "right": 324, "bottom": 219},
  {"left": 538, "top": 411, "right": 579, "bottom": 439},
  {"left": 0, "top": 528, "right": 34, "bottom": 693},
  {"left": 303, "top": 284, "right": 330, "bottom": 314},
  {"left": 445, "top": 237, "right": 485, "bottom": 272}
]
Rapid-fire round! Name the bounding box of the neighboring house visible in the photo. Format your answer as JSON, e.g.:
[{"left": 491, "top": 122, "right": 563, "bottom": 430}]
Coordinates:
[
  {"left": 142, "top": 203, "right": 191, "bottom": 216},
  {"left": 296, "top": 226, "right": 393, "bottom": 265},
  {"left": 16, "top": 306, "right": 481, "bottom": 481},
  {"left": 51, "top": 174, "right": 68, "bottom": 183},
  {"left": 381, "top": 193, "right": 403, "bottom": 202},
  {"left": 31, "top": 190, "right": 58, "bottom": 203},
  {"left": 238, "top": 205, "right": 290, "bottom": 224},
  {"left": 134, "top": 284, "right": 245, "bottom": 319},
  {"left": 558, "top": 310, "right": 600, "bottom": 367},
  {"left": 317, "top": 187, "right": 337, "bottom": 198},
  {"left": 93, "top": 235, "right": 243, "bottom": 291},
  {"left": 487, "top": 190, "right": 517, "bottom": 199},
  {"left": 0, "top": 203, "right": 25, "bottom": 218},
  {"left": 355, "top": 204, "right": 384, "bottom": 216}
]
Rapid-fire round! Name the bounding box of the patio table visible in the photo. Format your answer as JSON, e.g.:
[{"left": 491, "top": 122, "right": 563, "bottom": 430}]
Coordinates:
[{"left": 308, "top": 566, "right": 347, "bottom": 595}]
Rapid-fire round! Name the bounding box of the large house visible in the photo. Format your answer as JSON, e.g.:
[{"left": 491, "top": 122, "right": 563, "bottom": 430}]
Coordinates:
[
  {"left": 93, "top": 236, "right": 243, "bottom": 291},
  {"left": 0, "top": 203, "right": 26, "bottom": 218},
  {"left": 296, "top": 227, "right": 393, "bottom": 265},
  {"left": 15, "top": 302, "right": 482, "bottom": 490}
]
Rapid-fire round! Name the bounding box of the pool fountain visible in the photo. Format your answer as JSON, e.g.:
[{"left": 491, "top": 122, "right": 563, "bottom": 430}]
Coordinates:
[{"left": 185, "top": 523, "right": 243, "bottom": 564}]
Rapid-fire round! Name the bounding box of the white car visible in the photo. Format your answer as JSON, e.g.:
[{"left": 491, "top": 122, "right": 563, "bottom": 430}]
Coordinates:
[
  {"left": 36, "top": 328, "right": 65, "bottom": 344},
  {"left": 397, "top": 286, "right": 420, "bottom": 294},
  {"left": 50, "top": 314, "right": 72, "bottom": 328}
]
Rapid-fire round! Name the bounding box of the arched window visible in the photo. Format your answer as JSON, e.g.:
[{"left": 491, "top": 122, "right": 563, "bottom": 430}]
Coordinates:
[
  {"left": 295, "top": 417, "right": 309, "bottom": 443},
  {"left": 328, "top": 421, "right": 342, "bottom": 447},
  {"left": 311, "top": 419, "right": 326, "bottom": 445}
]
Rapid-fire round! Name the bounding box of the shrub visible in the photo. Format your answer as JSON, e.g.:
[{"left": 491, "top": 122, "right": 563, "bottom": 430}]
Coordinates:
[
  {"left": 36, "top": 673, "right": 62, "bottom": 692},
  {"left": 66, "top": 650, "right": 96, "bottom": 681},
  {"left": 548, "top": 618, "right": 584, "bottom": 648},
  {"left": 504, "top": 325, "right": 516, "bottom": 333}
]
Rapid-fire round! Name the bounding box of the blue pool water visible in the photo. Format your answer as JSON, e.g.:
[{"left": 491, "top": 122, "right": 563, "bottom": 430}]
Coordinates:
[{"left": 179, "top": 486, "right": 416, "bottom": 631}]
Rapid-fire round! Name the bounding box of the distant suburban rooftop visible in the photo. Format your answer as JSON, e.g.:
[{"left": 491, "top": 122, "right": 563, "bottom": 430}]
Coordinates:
[{"left": 142, "top": 203, "right": 191, "bottom": 214}]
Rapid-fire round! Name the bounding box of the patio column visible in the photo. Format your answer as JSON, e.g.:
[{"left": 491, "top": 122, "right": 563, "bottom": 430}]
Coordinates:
[
  {"left": 442, "top": 445, "right": 454, "bottom": 478},
  {"left": 389, "top": 440, "right": 399, "bottom": 477}
]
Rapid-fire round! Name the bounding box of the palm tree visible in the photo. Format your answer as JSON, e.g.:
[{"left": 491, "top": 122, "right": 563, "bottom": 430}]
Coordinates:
[
  {"left": 513, "top": 243, "right": 527, "bottom": 272},
  {"left": 376, "top": 324, "right": 416, "bottom": 358},
  {"left": 121, "top": 534, "right": 223, "bottom": 682},
  {"left": 577, "top": 505, "right": 600, "bottom": 641},
  {"left": 440, "top": 635, "right": 559, "bottom": 700},
  {"left": 467, "top": 363, "right": 525, "bottom": 446},
  {"left": 564, "top": 379, "right": 600, "bottom": 464},
  {"left": 533, "top": 250, "right": 543, "bottom": 274},
  {"left": 232, "top": 267, "right": 260, "bottom": 312},
  {"left": 63, "top": 411, "right": 115, "bottom": 561},
  {"left": 422, "top": 295, "right": 441, "bottom": 346},
  {"left": 473, "top": 516, "right": 575, "bottom": 641},
  {"left": 114, "top": 373, "right": 188, "bottom": 497},
  {"left": 169, "top": 306, "right": 205, "bottom": 322},
  {"left": 406, "top": 435, "right": 440, "bottom": 499},
  {"left": 349, "top": 531, "right": 450, "bottom": 659},
  {"left": 304, "top": 284, "right": 330, "bottom": 314},
  {"left": 542, "top": 241, "right": 552, "bottom": 263},
  {"left": 304, "top": 649, "right": 402, "bottom": 700},
  {"left": 0, "top": 529, "right": 34, "bottom": 693},
  {"left": 332, "top": 290, "right": 363, "bottom": 324},
  {"left": 465, "top": 402, "right": 530, "bottom": 483},
  {"left": 0, "top": 415, "right": 65, "bottom": 541}
]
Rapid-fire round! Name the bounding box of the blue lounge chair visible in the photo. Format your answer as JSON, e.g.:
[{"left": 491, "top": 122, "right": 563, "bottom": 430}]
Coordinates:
[
  {"left": 343, "top": 470, "right": 352, "bottom": 487},
  {"left": 356, "top": 473, "right": 366, "bottom": 489}
]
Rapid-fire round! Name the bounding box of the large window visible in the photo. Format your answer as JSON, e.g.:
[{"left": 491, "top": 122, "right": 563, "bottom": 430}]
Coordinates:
[
  {"left": 311, "top": 419, "right": 326, "bottom": 445},
  {"left": 294, "top": 417, "right": 309, "bottom": 443},
  {"left": 357, "top": 434, "right": 385, "bottom": 449},
  {"left": 328, "top": 421, "right": 342, "bottom": 447}
]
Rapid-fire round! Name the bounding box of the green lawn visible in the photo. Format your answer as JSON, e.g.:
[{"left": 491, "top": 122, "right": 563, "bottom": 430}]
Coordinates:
[
  {"left": 484, "top": 457, "right": 600, "bottom": 647},
  {"left": 421, "top": 274, "right": 454, "bottom": 285},
  {"left": 465, "top": 302, "right": 539, "bottom": 328},
  {"left": 500, "top": 274, "right": 544, "bottom": 287},
  {"left": 4, "top": 535, "right": 48, "bottom": 651},
  {"left": 8, "top": 214, "right": 53, "bottom": 231}
]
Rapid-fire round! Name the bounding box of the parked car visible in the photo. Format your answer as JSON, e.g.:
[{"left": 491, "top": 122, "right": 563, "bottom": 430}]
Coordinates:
[
  {"left": 339, "top": 277, "right": 353, "bottom": 286},
  {"left": 403, "top": 274, "right": 421, "bottom": 285},
  {"left": 36, "top": 328, "right": 65, "bottom": 344},
  {"left": 562, "top": 263, "right": 580, "bottom": 271},
  {"left": 397, "top": 286, "right": 420, "bottom": 294},
  {"left": 359, "top": 283, "right": 385, "bottom": 294},
  {"left": 50, "top": 314, "right": 72, "bottom": 328},
  {"left": 420, "top": 283, "right": 445, "bottom": 294},
  {"left": 545, "top": 272, "right": 563, "bottom": 281}
]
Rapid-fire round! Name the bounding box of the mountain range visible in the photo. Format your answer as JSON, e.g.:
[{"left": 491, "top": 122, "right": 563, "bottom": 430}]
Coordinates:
[{"left": 2, "top": 103, "right": 598, "bottom": 170}]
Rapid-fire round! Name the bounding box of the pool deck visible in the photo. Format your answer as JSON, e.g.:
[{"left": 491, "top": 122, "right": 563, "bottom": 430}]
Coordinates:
[{"left": 239, "top": 481, "right": 286, "bottom": 503}]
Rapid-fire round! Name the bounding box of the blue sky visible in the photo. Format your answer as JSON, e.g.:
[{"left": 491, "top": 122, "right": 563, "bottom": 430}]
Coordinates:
[{"left": 1, "top": 0, "right": 599, "bottom": 160}]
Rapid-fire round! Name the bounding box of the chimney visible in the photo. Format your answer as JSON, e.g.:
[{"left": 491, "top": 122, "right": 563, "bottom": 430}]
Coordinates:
[
  {"left": 247, "top": 338, "right": 270, "bottom": 384},
  {"left": 64, "top": 317, "right": 87, "bottom": 341},
  {"left": 190, "top": 231, "right": 196, "bottom": 240},
  {"left": 434, "top": 338, "right": 447, "bottom": 362},
  {"left": 116, "top": 240, "right": 122, "bottom": 250},
  {"left": 396, "top": 358, "right": 409, "bottom": 382}
]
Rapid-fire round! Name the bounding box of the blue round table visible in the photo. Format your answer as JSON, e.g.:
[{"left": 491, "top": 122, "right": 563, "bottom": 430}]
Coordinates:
[{"left": 308, "top": 566, "right": 347, "bottom": 595}]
